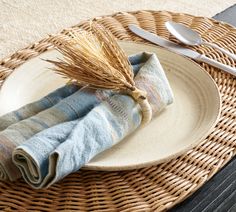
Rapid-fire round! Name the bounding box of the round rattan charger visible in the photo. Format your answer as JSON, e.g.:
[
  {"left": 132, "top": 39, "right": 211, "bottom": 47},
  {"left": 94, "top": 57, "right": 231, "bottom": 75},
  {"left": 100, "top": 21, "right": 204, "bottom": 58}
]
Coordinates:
[{"left": 0, "top": 11, "right": 235, "bottom": 212}]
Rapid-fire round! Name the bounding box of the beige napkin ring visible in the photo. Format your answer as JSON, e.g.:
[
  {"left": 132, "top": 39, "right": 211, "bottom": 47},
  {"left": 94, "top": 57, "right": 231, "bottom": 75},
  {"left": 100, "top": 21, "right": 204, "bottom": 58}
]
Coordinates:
[{"left": 127, "top": 87, "right": 152, "bottom": 125}]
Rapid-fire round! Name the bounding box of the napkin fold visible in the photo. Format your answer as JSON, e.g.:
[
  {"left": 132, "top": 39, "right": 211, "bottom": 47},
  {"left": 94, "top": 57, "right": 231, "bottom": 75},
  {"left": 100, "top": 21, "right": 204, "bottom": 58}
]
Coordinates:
[
  {"left": 0, "top": 53, "right": 147, "bottom": 181},
  {"left": 0, "top": 84, "right": 80, "bottom": 180},
  {"left": 13, "top": 52, "right": 174, "bottom": 188}
]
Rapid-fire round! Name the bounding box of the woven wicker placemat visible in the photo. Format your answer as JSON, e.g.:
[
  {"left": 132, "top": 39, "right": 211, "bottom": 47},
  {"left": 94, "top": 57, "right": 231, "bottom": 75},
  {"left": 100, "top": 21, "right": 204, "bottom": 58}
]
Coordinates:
[{"left": 0, "top": 11, "right": 235, "bottom": 212}]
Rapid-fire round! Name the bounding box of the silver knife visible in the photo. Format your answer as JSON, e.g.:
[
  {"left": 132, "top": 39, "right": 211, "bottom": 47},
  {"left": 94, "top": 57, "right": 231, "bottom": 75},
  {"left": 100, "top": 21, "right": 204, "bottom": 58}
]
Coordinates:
[{"left": 129, "top": 24, "right": 236, "bottom": 77}]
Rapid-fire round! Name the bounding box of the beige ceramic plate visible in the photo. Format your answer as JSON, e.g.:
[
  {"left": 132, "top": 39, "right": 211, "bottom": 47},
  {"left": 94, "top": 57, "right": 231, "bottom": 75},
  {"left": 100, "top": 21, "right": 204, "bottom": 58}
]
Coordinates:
[{"left": 0, "top": 41, "right": 221, "bottom": 170}]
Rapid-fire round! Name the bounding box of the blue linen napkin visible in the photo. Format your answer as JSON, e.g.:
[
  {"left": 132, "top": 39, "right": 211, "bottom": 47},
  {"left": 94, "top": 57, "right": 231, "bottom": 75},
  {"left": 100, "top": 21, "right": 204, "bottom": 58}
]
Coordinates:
[
  {"left": 13, "top": 52, "right": 174, "bottom": 188},
  {"left": 0, "top": 53, "right": 151, "bottom": 181}
]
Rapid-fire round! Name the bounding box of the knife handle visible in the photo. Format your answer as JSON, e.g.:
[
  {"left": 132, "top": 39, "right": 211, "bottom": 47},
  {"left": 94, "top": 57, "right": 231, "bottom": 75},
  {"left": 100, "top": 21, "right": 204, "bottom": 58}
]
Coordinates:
[{"left": 198, "top": 55, "right": 236, "bottom": 77}]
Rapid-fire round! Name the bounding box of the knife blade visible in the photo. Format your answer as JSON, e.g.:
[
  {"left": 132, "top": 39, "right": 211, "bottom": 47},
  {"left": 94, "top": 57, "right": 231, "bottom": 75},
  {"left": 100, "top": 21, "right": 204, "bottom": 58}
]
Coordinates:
[{"left": 129, "top": 24, "right": 236, "bottom": 77}]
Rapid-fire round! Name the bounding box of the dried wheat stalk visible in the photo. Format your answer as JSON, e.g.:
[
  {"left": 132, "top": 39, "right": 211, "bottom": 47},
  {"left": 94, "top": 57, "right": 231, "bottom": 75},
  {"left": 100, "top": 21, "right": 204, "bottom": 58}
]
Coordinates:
[{"left": 46, "top": 23, "right": 152, "bottom": 125}]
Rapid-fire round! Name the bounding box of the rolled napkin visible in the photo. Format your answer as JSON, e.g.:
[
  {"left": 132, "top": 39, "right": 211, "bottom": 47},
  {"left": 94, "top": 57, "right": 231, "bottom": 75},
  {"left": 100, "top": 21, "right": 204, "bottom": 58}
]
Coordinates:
[
  {"left": 0, "top": 84, "right": 79, "bottom": 131},
  {"left": 0, "top": 54, "right": 147, "bottom": 181},
  {"left": 13, "top": 52, "right": 174, "bottom": 188}
]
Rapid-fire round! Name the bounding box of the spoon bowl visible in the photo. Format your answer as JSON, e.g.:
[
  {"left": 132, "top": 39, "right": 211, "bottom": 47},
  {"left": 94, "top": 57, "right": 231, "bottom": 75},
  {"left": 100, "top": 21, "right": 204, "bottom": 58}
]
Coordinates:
[
  {"left": 165, "top": 21, "right": 202, "bottom": 46},
  {"left": 165, "top": 21, "right": 236, "bottom": 60}
]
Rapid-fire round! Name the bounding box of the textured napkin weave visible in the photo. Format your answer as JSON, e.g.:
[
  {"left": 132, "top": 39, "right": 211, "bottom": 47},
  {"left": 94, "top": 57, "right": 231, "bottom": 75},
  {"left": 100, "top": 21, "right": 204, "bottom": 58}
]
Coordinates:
[
  {"left": 0, "top": 54, "right": 145, "bottom": 182},
  {"left": 0, "top": 84, "right": 79, "bottom": 131},
  {"left": 13, "top": 52, "right": 174, "bottom": 188}
]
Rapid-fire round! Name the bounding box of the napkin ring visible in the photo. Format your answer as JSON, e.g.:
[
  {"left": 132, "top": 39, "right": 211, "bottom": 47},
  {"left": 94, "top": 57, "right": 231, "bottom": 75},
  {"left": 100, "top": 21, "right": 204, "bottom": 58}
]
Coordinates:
[{"left": 126, "top": 87, "right": 152, "bottom": 125}]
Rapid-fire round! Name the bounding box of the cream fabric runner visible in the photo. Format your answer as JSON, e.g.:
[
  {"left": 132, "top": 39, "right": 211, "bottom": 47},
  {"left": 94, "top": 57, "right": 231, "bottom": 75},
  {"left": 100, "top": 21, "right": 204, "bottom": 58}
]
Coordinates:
[{"left": 0, "top": 0, "right": 236, "bottom": 59}]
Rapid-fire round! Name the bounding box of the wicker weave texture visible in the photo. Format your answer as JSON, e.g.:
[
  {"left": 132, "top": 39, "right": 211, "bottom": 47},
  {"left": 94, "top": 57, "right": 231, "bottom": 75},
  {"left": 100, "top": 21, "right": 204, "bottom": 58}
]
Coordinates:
[{"left": 0, "top": 11, "right": 235, "bottom": 212}]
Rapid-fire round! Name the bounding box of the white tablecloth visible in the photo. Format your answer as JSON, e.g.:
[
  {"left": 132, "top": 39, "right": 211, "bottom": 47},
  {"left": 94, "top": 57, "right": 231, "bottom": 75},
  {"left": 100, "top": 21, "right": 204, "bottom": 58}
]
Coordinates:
[{"left": 1, "top": 0, "right": 236, "bottom": 59}]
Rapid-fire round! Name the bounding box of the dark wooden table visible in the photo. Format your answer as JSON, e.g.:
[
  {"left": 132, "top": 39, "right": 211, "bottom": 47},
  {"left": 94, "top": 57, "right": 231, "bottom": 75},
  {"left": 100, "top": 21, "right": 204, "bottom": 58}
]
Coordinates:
[{"left": 171, "top": 4, "right": 236, "bottom": 212}]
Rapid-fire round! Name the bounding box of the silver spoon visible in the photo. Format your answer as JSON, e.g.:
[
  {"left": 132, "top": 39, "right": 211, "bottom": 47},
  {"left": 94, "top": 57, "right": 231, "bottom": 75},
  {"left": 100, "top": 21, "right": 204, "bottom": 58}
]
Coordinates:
[{"left": 165, "top": 21, "right": 236, "bottom": 60}]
